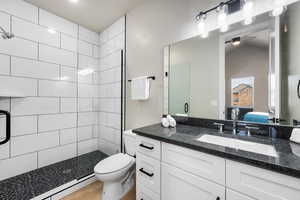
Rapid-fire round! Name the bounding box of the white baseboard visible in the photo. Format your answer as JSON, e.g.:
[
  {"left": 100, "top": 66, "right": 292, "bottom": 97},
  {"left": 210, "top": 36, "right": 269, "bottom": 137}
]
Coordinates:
[{"left": 31, "top": 174, "right": 96, "bottom": 200}]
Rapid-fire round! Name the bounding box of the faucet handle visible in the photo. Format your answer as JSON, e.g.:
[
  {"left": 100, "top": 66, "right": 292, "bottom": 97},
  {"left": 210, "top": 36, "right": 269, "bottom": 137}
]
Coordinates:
[
  {"left": 245, "top": 126, "right": 260, "bottom": 136},
  {"left": 213, "top": 122, "right": 225, "bottom": 133}
]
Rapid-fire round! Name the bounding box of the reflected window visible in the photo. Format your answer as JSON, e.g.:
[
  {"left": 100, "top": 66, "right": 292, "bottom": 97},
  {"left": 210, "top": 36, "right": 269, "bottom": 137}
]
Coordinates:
[{"left": 231, "top": 77, "right": 254, "bottom": 107}]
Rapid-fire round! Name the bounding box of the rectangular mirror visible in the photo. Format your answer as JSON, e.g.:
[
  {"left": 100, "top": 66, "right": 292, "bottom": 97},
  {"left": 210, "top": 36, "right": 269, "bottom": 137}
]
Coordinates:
[{"left": 164, "top": 1, "right": 300, "bottom": 127}]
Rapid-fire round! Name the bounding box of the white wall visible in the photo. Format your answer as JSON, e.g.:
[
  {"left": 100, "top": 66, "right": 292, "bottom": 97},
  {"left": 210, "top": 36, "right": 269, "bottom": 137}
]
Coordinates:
[
  {"left": 98, "top": 17, "right": 125, "bottom": 155},
  {"left": 0, "top": 0, "right": 100, "bottom": 181}
]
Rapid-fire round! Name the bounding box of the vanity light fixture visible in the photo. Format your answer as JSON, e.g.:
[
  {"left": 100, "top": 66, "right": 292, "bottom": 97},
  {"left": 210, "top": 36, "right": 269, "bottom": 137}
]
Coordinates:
[
  {"left": 195, "top": 0, "right": 287, "bottom": 39},
  {"left": 242, "top": 0, "right": 255, "bottom": 25},
  {"left": 217, "top": 3, "right": 229, "bottom": 32},
  {"left": 197, "top": 12, "right": 209, "bottom": 38},
  {"left": 272, "top": 0, "right": 287, "bottom": 16}
]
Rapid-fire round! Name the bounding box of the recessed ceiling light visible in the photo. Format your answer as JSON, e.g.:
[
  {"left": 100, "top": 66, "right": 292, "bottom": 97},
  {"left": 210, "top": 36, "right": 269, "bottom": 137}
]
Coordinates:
[
  {"left": 78, "top": 68, "right": 95, "bottom": 76},
  {"left": 69, "top": 0, "right": 79, "bottom": 3},
  {"left": 48, "top": 28, "right": 57, "bottom": 34}
]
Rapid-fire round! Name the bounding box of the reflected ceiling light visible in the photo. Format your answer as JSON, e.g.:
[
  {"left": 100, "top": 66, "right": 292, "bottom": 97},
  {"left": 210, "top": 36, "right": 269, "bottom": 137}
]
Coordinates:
[
  {"left": 78, "top": 68, "right": 94, "bottom": 76},
  {"left": 242, "top": 0, "right": 255, "bottom": 25},
  {"left": 197, "top": 12, "right": 209, "bottom": 38},
  {"left": 232, "top": 37, "right": 241, "bottom": 46},
  {"left": 217, "top": 3, "right": 229, "bottom": 33},
  {"left": 60, "top": 76, "right": 70, "bottom": 81},
  {"left": 272, "top": 0, "right": 287, "bottom": 16},
  {"left": 69, "top": 0, "right": 79, "bottom": 3}
]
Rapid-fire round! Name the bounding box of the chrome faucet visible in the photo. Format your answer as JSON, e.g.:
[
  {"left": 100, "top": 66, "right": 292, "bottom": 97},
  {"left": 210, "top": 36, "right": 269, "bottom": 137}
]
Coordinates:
[
  {"left": 214, "top": 122, "right": 225, "bottom": 133},
  {"left": 231, "top": 108, "right": 240, "bottom": 135}
]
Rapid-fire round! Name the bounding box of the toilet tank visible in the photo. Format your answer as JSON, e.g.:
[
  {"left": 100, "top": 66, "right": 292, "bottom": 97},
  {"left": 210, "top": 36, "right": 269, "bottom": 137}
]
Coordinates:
[{"left": 124, "top": 130, "right": 136, "bottom": 157}]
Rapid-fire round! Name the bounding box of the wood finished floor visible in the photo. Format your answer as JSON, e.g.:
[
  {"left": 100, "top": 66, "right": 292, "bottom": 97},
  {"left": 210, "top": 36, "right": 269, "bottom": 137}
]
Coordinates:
[{"left": 61, "top": 181, "right": 136, "bottom": 200}]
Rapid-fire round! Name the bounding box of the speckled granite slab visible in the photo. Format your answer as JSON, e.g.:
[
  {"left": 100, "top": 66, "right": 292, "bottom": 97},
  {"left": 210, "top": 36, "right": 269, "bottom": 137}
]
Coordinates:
[
  {"left": 133, "top": 124, "right": 300, "bottom": 178},
  {"left": 0, "top": 151, "right": 108, "bottom": 200}
]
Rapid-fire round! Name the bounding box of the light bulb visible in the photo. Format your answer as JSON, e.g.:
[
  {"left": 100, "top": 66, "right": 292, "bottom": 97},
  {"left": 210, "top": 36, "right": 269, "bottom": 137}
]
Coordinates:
[
  {"left": 243, "top": 0, "right": 254, "bottom": 13},
  {"left": 272, "top": 0, "right": 286, "bottom": 16},
  {"left": 272, "top": 6, "right": 285, "bottom": 16},
  {"left": 197, "top": 13, "right": 209, "bottom": 38},
  {"left": 220, "top": 24, "right": 229, "bottom": 33},
  {"left": 242, "top": 0, "right": 255, "bottom": 25},
  {"left": 217, "top": 3, "right": 229, "bottom": 32}
]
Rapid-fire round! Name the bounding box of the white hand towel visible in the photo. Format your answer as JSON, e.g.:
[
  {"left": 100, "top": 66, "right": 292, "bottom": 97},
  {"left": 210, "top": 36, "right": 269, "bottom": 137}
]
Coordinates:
[
  {"left": 167, "top": 115, "right": 177, "bottom": 128},
  {"left": 161, "top": 117, "right": 170, "bottom": 128},
  {"left": 131, "top": 76, "right": 150, "bottom": 100},
  {"left": 290, "top": 128, "right": 300, "bottom": 144}
]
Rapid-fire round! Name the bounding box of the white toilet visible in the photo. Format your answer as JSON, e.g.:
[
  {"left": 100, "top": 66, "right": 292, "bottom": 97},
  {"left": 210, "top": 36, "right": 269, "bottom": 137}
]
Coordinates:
[{"left": 94, "top": 130, "right": 136, "bottom": 200}]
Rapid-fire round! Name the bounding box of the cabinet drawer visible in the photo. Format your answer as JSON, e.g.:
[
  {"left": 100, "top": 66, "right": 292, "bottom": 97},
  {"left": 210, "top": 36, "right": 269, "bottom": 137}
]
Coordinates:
[
  {"left": 136, "top": 136, "right": 161, "bottom": 160},
  {"left": 226, "top": 160, "right": 300, "bottom": 200},
  {"left": 161, "top": 163, "right": 225, "bottom": 200},
  {"left": 137, "top": 185, "right": 160, "bottom": 200},
  {"left": 162, "top": 142, "right": 225, "bottom": 185},
  {"left": 227, "top": 189, "right": 255, "bottom": 200},
  {"left": 136, "top": 152, "right": 161, "bottom": 195}
]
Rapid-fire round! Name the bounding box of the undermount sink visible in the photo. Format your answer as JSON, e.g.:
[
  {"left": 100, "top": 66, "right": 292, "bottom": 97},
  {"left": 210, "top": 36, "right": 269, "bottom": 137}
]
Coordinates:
[{"left": 197, "top": 135, "right": 278, "bottom": 157}]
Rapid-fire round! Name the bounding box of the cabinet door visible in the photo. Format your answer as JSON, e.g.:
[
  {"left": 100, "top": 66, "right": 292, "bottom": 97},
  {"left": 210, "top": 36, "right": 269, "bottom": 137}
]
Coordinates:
[
  {"left": 227, "top": 189, "right": 255, "bottom": 200},
  {"left": 227, "top": 160, "right": 300, "bottom": 200},
  {"left": 136, "top": 152, "right": 161, "bottom": 195},
  {"left": 162, "top": 143, "right": 225, "bottom": 185},
  {"left": 161, "top": 163, "right": 225, "bottom": 200},
  {"left": 137, "top": 185, "right": 160, "bottom": 200}
]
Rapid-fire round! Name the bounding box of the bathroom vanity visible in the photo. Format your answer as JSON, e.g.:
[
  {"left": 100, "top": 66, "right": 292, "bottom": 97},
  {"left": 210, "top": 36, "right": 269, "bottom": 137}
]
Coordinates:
[{"left": 133, "top": 124, "right": 300, "bottom": 200}]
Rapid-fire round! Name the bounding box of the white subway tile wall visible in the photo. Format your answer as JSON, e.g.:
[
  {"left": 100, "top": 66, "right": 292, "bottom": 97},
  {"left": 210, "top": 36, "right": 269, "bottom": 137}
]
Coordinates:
[
  {"left": 0, "top": 0, "right": 124, "bottom": 181},
  {"left": 98, "top": 17, "right": 125, "bottom": 155}
]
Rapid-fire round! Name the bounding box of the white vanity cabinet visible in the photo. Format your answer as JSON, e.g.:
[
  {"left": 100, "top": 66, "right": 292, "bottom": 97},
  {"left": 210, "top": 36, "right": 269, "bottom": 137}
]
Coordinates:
[
  {"left": 136, "top": 136, "right": 161, "bottom": 200},
  {"left": 161, "top": 163, "right": 225, "bottom": 200},
  {"left": 135, "top": 135, "right": 300, "bottom": 200},
  {"left": 226, "top": 160, "right": 300, "bottom": 200},
  {"left": 226, "top": 189, "right": 255, "bottom": 200}
]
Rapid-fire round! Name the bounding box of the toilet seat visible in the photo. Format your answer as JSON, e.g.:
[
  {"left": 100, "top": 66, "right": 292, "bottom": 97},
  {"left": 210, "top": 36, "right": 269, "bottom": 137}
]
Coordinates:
[{"left": 94, "top": 153, "right": 135, "bottom": 174}]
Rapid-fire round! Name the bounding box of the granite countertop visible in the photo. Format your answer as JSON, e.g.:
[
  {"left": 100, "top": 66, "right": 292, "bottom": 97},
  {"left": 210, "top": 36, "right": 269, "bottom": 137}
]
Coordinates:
[
  {"left": 133, "top": 124, "right": 300, "bottom": 178},
  {"left": 0, "top": 151, "right": 108, "bottom": 200}
]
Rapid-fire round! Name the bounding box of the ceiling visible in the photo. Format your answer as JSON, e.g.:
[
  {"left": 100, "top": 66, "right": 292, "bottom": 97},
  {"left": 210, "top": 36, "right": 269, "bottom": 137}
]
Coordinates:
[{"left": 25, "top": 0, "right": 145, "bottom": 32}]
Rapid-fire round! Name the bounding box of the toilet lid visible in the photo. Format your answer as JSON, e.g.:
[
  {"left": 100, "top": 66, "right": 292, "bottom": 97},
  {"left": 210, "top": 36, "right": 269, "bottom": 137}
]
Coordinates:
[{"left": 94, "top": 153, "right": 134, "bottom": 174}]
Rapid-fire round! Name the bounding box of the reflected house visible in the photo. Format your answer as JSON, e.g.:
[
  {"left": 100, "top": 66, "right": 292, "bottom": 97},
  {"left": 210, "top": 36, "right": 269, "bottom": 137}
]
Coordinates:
[{"left": 232, "top": 83, "right": 253, "bottom": 107}]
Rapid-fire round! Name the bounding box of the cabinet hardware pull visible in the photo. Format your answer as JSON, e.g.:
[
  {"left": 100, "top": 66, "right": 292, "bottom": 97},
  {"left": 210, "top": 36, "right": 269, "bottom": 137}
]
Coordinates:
[
  {"left": 184, "top": 102, "right": 189, "bottom": 113},
  {"left": 0, "top": 110, "right": 10, "bottom": 145},
  {"left": 297, "top": 80, "right": 300, "bottom": 99},
  {"left": 139, "top": 168, "right": 154, "bottom": 177},
  {"left": 216, "top": 197, "right": 220, "bottom": 200},
  {"left": 139, "top": 143, "right": 154, "bottom": 150}
]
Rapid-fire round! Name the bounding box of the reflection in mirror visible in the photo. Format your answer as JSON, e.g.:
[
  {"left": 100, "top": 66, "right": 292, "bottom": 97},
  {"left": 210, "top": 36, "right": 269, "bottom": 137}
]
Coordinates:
[
  {"left": 225, "top": 25, "right": 275, "bottom": 123},
  {"left": 281, "top": 2, "right": 300, "bottom": 126},
  {"left": 169, "top": 34, "right": 219, "bottom": 119},
  {"left": 166, "top": 1, "right": 300, "bottom": 127}
]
